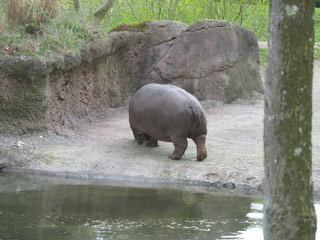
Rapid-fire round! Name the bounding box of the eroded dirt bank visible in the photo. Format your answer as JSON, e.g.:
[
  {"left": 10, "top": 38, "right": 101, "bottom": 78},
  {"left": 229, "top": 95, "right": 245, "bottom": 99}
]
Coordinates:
[{"left": 1, "top": 61, "right": 320, "bottom": 195}]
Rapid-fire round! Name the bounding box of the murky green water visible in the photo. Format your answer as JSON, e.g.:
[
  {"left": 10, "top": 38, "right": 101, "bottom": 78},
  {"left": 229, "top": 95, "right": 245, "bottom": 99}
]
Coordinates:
[{"left": 0, "top": 173, "right": 318, "bottom": 240}]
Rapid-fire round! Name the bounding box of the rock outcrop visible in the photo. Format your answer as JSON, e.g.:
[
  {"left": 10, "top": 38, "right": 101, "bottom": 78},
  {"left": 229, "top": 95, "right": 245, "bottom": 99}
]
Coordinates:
[
  {"left": 0, "top": 20, "right": 262, "bottom": 133},
  {"left": 144, "top": 20, "right": 263, "bottom": 102}
]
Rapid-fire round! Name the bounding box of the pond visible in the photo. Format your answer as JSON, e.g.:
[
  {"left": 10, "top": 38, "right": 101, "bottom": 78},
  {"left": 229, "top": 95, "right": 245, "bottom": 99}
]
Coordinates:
[{"left": 0, "top": 173, "right": 319, "bottom": 240}]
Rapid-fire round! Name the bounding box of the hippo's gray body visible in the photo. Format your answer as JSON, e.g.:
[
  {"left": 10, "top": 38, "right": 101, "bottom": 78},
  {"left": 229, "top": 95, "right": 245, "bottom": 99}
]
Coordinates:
[{"left": 129, "top": 83, "right": 207, "bottom": 161}]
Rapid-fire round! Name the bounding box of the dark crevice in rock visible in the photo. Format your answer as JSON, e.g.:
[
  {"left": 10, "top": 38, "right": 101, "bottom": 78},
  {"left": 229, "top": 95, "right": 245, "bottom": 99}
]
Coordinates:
[
  {"left": 156, "top": 62, "right": 237, "bottom": 82},
  {"left": 185, "top": 20, "right": 231, "bottom": 33},
  {"left": 150, "top": 37, "right": 176, "bottom": 48},
  {"left": 155, "top": 68, "right": 172, "bottom": 83},
  {"left": 149, "top": 41, "right": 174, "bottom": 64},
  {"left": 186, "top": 25, "right": 230, "bottom": 33}
]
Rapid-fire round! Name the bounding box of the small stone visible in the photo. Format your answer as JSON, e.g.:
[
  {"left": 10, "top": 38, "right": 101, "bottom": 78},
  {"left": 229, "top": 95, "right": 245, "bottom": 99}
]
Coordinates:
[
  {"left": 12, "top": 141, "right": 25, "bottom": 149},
  {"left": 223, "top": 182, "right": 236, "bottom": 189}
]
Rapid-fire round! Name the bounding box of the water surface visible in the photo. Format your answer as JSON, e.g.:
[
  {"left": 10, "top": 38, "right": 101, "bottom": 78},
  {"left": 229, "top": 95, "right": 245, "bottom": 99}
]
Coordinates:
[{"left": 0, "top": 173, "right": 318, "bottom": 240}]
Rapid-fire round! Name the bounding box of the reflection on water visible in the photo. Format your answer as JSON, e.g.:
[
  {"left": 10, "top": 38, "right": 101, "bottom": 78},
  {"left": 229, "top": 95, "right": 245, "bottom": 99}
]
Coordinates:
[
  {"left": 0, "top": 173, "right": 319, "bottom": 240},
  {"left": 221, "top": 202, "right": 263, "bottom": 240},
  {"left": 222, "top": 202, "right": 320, "bottom": 240}
]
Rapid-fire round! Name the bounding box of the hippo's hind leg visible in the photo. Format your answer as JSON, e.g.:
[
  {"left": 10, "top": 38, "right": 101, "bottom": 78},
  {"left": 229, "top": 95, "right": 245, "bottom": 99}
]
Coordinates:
[
  {"left": 192, "top": 134, "right": 207, "bottom": 161},
  {"left": 132, "top": 128, "right": 147, "bottom": 145},
  {"left": 146, "top": 136, "right": 159, "bottom": 147},
  {"left": 169, "top": 137, "right": 188, "bottom": 160}
]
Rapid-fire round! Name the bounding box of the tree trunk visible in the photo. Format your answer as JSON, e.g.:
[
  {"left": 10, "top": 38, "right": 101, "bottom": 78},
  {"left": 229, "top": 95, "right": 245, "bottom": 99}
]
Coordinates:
[
  {"left": 93, "top": 0, "right": 116, "bottom": 25},
  {"left": 264, "top": 1, "right": 317, "bottom": 239},
  {"left": 73, "top": 0, "right": 81, "bottom": 14}
]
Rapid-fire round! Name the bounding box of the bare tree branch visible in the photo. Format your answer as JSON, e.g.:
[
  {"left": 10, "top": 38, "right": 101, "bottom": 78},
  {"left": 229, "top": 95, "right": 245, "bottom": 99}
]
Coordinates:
[
  {"left": 73, "top": 0, "right": 81, "bottom": 14},
  {"left": 93, "top": 0, "right": 116, "bottom": 25}
]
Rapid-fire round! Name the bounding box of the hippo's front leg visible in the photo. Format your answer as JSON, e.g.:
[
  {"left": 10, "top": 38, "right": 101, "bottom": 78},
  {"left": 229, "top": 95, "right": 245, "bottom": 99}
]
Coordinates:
[
  {"left": 169, "top": 137, "right": 188, "bottom": 160},
  {"left": 192, "top": 134, "right": 207, "bottom": 161}
]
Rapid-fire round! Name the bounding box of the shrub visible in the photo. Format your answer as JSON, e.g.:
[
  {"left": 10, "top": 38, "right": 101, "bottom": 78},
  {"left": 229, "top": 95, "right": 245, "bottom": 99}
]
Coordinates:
[
  {"left": 4, "top": 0, "right": 59, "bottom": 27},
  {"left": 107, "top": 0, "right": 269, "bottom": 40}
]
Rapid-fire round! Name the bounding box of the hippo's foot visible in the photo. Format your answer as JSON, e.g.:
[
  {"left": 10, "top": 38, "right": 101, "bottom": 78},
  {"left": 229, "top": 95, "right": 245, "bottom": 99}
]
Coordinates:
[
  {"left": 169, "top": 154, "right": 181, "bottom": 160},
  {"left": 132, "top": 129, "right": 144, "bottom": 145},
  {"left": 146, "top": 137, "right": 159, "bottom": 147},
  {"left": 134, "top": 135, "right": 144, "bottom": 145},
  {"left": 132, "top": 129, "right": 150, "bottom": 145},
  {"left": 197, "top": 151, "right": 207, "bottom": 161},
  {"left": 168, "top": 137, "right": 188, "bottom": 160},
  {"left": 192, "top": 134, "right": 207, "bottom": 161}
]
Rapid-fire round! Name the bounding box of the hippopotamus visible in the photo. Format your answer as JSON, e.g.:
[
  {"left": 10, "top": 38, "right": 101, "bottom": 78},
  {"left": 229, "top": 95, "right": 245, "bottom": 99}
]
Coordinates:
[{"left": 129, "top": 83, "right": 207, "bottom": 161}]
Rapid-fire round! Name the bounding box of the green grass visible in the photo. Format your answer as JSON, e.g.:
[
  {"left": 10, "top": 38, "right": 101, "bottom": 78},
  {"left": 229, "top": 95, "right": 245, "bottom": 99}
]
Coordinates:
[
  {"left": 315, "top": 8, "right": 320, "bottom": 43},
  {"left": 260, "top": 48, "right": 268, "bottom": 66},
  {"left": 0, "top": 3, "right": 103, "bottom": 57},
  {"left": 0, "top": 1, "right": 319, "bottom": 59}
]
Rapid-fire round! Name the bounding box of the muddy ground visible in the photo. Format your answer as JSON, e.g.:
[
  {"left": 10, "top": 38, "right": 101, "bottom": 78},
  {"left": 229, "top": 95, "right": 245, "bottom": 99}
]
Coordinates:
[{"left": 1, "top": 60, "right": 320, "bottom": 195}]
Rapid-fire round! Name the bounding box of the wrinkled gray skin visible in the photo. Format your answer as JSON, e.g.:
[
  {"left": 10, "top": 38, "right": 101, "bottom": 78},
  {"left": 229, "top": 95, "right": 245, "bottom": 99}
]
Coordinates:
[{"left": 129, "top": 83, "right": 207, "bottom": 161}]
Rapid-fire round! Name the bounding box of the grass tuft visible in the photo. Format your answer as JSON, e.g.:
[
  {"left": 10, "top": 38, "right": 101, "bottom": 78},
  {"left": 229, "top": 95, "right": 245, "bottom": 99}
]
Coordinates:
[
  {"left": 0, "top": 5, "right": 102, "bottom": 57},
  {"left": 5, "top": 0, "right": 59, "bottom": 27}
]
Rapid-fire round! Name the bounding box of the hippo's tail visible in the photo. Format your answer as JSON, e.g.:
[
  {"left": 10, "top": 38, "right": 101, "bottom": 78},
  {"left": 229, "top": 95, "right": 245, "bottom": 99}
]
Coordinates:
[{"left": 189, "top": 105, "right": 203, "bottom": 128}]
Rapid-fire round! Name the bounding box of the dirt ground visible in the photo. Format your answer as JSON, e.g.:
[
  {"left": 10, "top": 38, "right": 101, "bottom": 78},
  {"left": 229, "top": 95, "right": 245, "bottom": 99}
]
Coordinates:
[{"left": 1, "top": 60, "right": 320, "bottom": 195}]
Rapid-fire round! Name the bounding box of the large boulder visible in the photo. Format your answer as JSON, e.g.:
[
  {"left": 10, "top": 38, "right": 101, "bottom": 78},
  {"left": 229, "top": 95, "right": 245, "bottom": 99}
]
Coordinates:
[
  {"left": 146, "top": 19, "right": 263, "bottom": 102},
  {"left": 138, "top": 21, "right": 189, "bottom": 83}
]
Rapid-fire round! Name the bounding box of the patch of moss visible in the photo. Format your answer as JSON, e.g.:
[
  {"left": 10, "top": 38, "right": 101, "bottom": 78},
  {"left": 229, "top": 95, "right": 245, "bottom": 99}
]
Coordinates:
[
  {"left": 0, "top": 58, "right": 49, "bottom": 133},
  {"left": 109, "top": 21, "right": 151, "bottom": 33}
]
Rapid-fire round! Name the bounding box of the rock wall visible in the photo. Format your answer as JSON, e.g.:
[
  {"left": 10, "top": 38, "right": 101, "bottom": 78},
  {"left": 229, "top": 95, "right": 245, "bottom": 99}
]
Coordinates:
[{"left": 0, "top": 20, "right": 263, "bottom": 134}]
